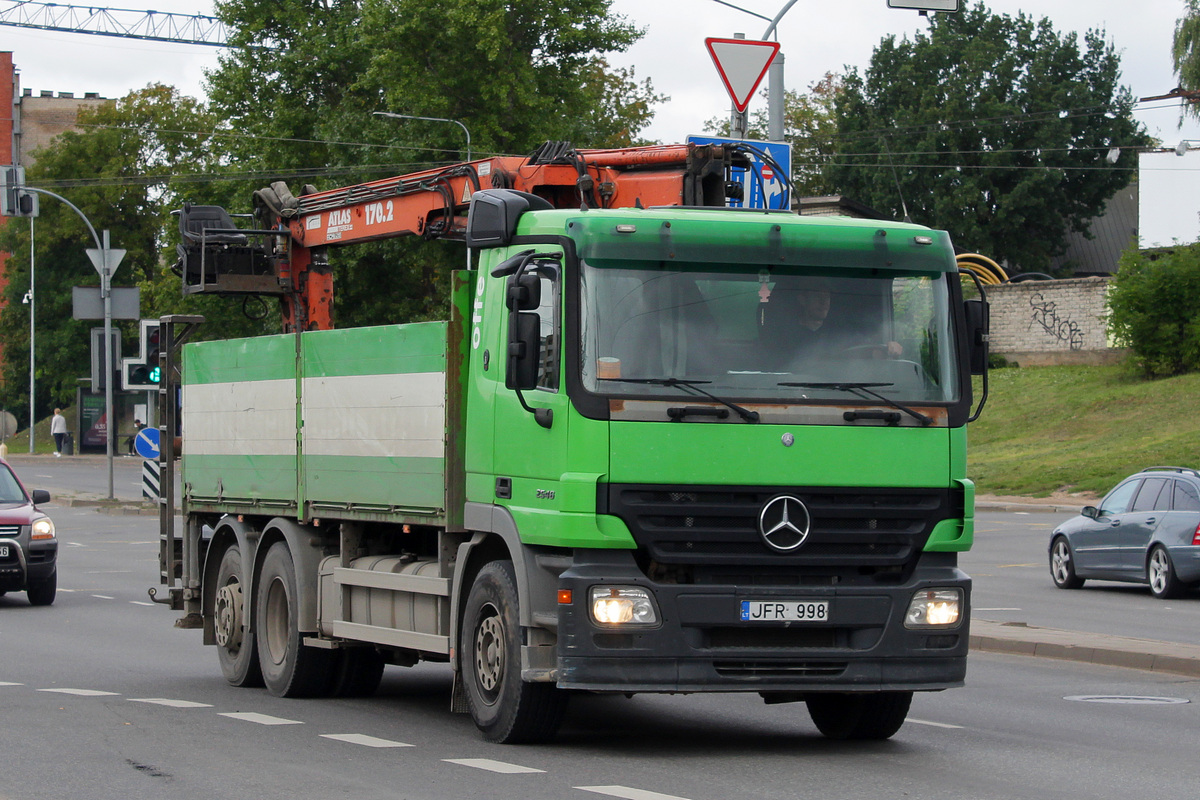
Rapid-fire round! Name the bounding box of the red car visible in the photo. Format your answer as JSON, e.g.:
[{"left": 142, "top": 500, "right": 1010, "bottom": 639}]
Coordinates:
[{"left": 0, "top": 458, "right": 56, "bottom": 606}]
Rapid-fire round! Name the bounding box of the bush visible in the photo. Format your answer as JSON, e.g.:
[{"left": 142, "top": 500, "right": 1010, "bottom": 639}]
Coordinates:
[{"left": 1107, "top": 245, "right": 1200, "bottom": 377}]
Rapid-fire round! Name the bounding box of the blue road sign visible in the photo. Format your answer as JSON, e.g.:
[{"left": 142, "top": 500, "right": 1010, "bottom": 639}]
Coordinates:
[
  {"left": 134, "top": 427, "right": 161, "bottom": 460},
  {"left": 686, "top": 135, "right": 793, "bottom": 210}
]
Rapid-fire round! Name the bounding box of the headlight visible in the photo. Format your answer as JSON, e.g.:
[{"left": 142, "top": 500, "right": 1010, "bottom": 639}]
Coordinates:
[
  {"left": 904, "top": 588, "right": 962, "bottom": 629},
  {"left": 590, "top": 586, "right": 659, "bottom": 626},
  {"left": 31, "top": 517, "right": 55, "bottom": 540}
]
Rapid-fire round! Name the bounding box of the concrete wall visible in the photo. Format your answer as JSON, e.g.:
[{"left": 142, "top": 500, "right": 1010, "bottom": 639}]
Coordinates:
[{"left": 987, "top": 277, "right": 1125, "bottom": 366}]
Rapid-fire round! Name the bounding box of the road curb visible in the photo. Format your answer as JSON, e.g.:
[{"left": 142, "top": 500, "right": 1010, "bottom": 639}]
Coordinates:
[{"left": 971, "top": 620, "right": 1200, "bottom": 678}]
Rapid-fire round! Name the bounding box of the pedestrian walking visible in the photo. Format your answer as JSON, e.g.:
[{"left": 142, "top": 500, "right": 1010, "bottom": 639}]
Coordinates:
[{"left": 50, "top": 408, "right": 68, "bottom": 457}]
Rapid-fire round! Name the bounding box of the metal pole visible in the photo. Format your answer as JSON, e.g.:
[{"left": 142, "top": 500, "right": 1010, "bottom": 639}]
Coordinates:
[
  {"left": 27, "top": 216, "right": 34, "bottom": 454},
  {"left": 372, "top": 111, "right": 471, "bottom": 161},
  {"left": 730, "top": 33, "right": 748, "bottom": 139},
  {"left": 102, "top": 229, "right": 114, "bottom": 499},
  {"left": 767, "top": 51, "right": 785, "bottom": 142}
]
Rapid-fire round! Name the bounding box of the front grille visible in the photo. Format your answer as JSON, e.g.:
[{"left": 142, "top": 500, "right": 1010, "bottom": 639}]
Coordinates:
[
  {"left": 0, "top": 525, "right": 20, "bottom": 536},
  {"left": 601, "top": 484, "right": 952, "bottom": 572},
  {"left": 706, "top": 627, "right": 838, "bottom": 649}
]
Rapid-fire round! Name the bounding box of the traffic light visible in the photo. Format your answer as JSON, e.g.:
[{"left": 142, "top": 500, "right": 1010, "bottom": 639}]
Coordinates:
[
  {"left": 123, "top": 320, "right": 162, "bottom": 390},
  {"left": 1, "top": 165, "right": 38, "bottom": 218}
]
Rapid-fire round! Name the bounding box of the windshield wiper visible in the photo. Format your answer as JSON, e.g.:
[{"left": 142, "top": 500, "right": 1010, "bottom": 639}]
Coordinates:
[
  {"left": 600, "top": 377, "right": 760, "bottom": 423},
  {"left": 781, "top": 381, "right": 933, "bottom": 427}
]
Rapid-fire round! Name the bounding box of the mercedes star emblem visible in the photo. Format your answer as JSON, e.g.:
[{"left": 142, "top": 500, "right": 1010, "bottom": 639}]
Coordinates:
[{"left": 758, "top": 495, "right": 811, "bottom": 552}]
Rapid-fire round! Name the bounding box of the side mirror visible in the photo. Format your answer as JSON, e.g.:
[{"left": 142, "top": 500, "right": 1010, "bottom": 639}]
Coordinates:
[
  {"left": 506, "top": 271, "right": 541, "bottom": 311},
  {"left": 1081, "top": 505, "right": 1099, "bottom": 519},
  {"left": 30, "top": 489, "right": 50, "bottom": 505},
  {"left": 506, "top": 311, "right": 541, "bottom": 391},
  {"left": 964, "top": 298, "right": 989, "bottom": 376}
]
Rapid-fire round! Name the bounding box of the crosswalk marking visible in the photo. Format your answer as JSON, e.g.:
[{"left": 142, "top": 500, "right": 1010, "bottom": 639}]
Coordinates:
[
  {"left": 320, "top": 733, "right": 413, "bottom": 748},
  {"left": 129, "top": 698, "right": 213, "bottom": 708},
  {"left": 443, "top": 758, "right": 545, "bottom": 774},
  {"left": 219, "top": 711, "right": 302, "bottom": 725},
  {"left": 576, "top": 787, "right": 692, "bottom": 800}
]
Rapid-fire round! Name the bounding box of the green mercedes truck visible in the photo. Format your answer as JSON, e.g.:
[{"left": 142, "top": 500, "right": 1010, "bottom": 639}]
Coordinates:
[{"left": 158, "top": 178, "right": 987, "bottom": 743}]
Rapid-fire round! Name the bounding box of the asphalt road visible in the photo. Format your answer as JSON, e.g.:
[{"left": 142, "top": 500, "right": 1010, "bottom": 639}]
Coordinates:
[{"left": 3, "top": 505, "right": 1199, "bottom": 800}]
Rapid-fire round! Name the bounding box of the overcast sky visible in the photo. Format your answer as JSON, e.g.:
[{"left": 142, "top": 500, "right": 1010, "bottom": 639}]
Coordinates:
[{"left": 4, "top": 0, "right": 1198, "bottom": 149}]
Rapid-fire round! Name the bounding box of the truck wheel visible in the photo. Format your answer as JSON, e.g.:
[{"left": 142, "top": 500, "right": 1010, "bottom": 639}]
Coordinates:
[
  {"left": 214, "top": 544, "right": 263, "bottom": 687},
  {"left": 256, "top": 541, "right": 334, "bottom": 697},
  {"left": 329, "top": 648, "right": 386, "bottom": 697},
  {"left": 806, "top": 691, "right": 913, "bottom": 740},
  {"left": 26, "top": 569, "right": 56, "bottom": 607},
  {"left": 461, "top": 560, "right": 567, "bottom": 743}
]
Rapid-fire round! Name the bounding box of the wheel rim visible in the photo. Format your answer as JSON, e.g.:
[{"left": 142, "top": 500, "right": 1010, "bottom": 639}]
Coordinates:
[
  {"left": 1052, "top": 541, "right": 1072, "bottom": 584},
  {"left": 473, "top": 602, "right": 505, "bottom": 703},
  {"left": 263, "top": 575, "right": 290, "bottom": 666},
  {"left": 1149, "top": 550, "right": 1169, "bottom": 594},
  {"left": 214, "top": 581, "right": 244, "bottom": 649}
]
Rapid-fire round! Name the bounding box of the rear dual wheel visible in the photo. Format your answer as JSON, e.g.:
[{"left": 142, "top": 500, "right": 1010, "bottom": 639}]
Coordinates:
[
  {"left": 214, "top": 544, "right": 263, "bottom": 687},
  {"left": 256, "top": 541, "right": 335, "bottom": 697}
]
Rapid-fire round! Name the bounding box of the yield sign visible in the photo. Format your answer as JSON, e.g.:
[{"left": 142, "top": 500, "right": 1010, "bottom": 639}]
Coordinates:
[{"left": 705, "top": 37, "right": 781, "bottom": 113}]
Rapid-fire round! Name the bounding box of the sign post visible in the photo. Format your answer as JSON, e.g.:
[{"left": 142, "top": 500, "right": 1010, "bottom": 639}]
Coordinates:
[{"left": 86, "top": 232, "right": 127, "bottom": 500}]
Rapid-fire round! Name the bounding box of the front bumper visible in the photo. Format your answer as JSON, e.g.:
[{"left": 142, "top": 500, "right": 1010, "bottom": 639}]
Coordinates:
[
  {"left": 0, "top": 537, "right": 57, "bottom": 592},
  {"left": 555, "top": 550, "right": 969, "bottom": 693}
]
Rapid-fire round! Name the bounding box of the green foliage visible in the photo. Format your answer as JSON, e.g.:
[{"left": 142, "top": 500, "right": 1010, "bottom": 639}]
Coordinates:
[
  {"left": 704, "top": 73, "right": 842, "bottom": 197},
  {"left": 1107, "top": 245, "right": 1200, "bottom": 377},
  {"left": 0, "top": 85, "right": 272, "bottom": 423},
  {"left": 826, "top": 2, "right": 1153, "bottom": 272},
  {"left": 1174, "top": 0, "right": 1200, "bottom": 116}
]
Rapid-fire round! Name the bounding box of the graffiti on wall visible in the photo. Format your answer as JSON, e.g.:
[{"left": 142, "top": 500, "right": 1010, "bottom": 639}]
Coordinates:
[{"left": 1028, "top": 293, "right": 1085, "bottom": 350}]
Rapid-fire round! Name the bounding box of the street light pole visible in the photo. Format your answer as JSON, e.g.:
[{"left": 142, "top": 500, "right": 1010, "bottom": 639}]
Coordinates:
[{"left": 372, "top": 111, "right": 472, "bottom": 162}]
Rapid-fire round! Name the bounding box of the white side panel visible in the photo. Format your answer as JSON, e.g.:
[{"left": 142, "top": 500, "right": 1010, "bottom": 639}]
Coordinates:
[
  {"left": 302, "top": 372, "right": 446, "bottom": 459},
  {"left": 183, "top": 379, "right": 296, "bottom": 457}
]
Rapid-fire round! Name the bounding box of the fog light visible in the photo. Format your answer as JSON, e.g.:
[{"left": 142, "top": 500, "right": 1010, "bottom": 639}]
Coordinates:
[
  {"left": 590, "top": 586, "right": 659, "bottom": 626},
  {"left": 905, "top": 588, "right": 962, "bottom": 629}
]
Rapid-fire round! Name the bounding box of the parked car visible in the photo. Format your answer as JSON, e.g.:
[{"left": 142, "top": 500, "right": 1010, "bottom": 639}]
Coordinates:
[
  {"left": 1049, "top": 466, "right": 1200, "bottom": 599},
  {"left": 0, "top": 458, "right": 56, "bottom": 606}
]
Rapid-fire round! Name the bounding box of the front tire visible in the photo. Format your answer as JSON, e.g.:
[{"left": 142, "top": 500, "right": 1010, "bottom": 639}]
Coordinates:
[
  {"left": 256, "top": 541, "right": 334, "bottom": 697},
  {"left": 1148, "top": 546, "right": 1183, "bottom": 599},
  {"left": 214, "top": 544, "right": 263, "bottom": 687},
  {"left": 461, "top": 560, "right": 567, "bottom": 743},
  {"left": 26, "top": 569, "right": 56, "bottom": 607},
  {"left": 806, "top": 691, "right": 913, "bottom": 740},
  {"left": 1050, "top": 537, "right": 1085, "bottom": 590}
]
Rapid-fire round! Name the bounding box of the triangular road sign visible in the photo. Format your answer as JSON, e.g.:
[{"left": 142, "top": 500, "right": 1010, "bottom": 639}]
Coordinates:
[{"left": 705, "top": 37, "right": 781, "bottom": 113}]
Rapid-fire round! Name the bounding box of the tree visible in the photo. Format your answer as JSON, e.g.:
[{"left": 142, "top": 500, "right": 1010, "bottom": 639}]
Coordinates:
[
  {"left": 204, "top": 0, "right": 663, "bottom": 329},
  {"left": 0, "top": 85, "right": 270, "bottom": 423},
  {"left": 825, "top": 3, "right": 1153, "bottom": 272},
  {"left": 704, "top": 72, "right": 843, "bottom": 197},
  {"left": 1174, "top": 0, "right": 1200, "bottom": 112},
  {"left": 1107, "top": 245, "right": 1200, "bottom": 378}
]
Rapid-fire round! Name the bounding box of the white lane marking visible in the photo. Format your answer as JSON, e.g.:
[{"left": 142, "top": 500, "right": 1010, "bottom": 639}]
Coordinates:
[
  {"left": 576, "top": 787, "right": 692, "bottom": 800},
  {"left": 58, "top": 588, "right": 76, "bottom": 592},
  {"left": 0, "top": 682, "right": 24, "bottom": 687},
  {"left": 91, "top": 594, "right": 114, "bottom": 600},
  {"left": 219, "top": 712, "right": 302, "bottom": 725},
  {"left": 908, "top": 718, "right": 964, "bottom": 729},
  {"left": 66, "top": 542, "right": 86, "bottom": 548},
  {"left": 321, "top": 733, "right": 414, "bottom": 748},
  {"left": 129, "top": 601, "right": 155, "bottom": 607},
  {"left": 38, "top": 688, "right": 119, "bottom": 697},
  {"left": 128, "top": 698, "right": 213, "bottom": 708},
  {"left": 443, "top": 758, "right": 545, "bottom": 774}
]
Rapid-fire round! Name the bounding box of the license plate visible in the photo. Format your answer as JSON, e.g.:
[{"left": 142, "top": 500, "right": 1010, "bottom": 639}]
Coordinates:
[
  {"left": 0, "top": 545, "right": 8, "bottom": 558},
  {"left": 740, "top": 600, "right": 829, "bottom": 622}
]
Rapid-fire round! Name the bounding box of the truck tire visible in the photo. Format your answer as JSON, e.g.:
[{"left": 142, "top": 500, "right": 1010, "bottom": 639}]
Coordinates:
[
  {"left": 214, "top": 544, "right": 263, "bottom": 687},
  {"left": 806, "top": 691, "right": 913, "bottom": 740},
  {"left": 461, "top": 560, "right": 567, "bottom": 743},
  {"left": 256, "top": 541, "right": 335, "bottom": 697},
  {"left": 26, "top": 569, "right": 56, "bottom": 607}
]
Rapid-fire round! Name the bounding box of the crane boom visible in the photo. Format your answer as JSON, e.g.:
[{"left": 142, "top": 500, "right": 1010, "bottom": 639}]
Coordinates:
[{"left": 0, "top": 1, "right": 230, "bottom": 46}]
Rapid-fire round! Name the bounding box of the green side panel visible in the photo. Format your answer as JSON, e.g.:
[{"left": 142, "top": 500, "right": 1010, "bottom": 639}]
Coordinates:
[
  {"left": 304, "top": 455, "right": 445, "bottom": 513},
  {"left": 608, "top": 422, "right": 953, "bottom": 487},
  {"left": 301, "top": 322, "right": 447, "bottom": 377},
  {"left": 509, "top": 505, "right": 636, "bottom": 549},
  {"left": 183, "top": 454, "right": 298, "bottom": 503},
  {"left": 183, "top": 333, "right": 296, "bottom": 384},
  {"left": 925, "top": 478, "right": 975, "bottom": 552}
]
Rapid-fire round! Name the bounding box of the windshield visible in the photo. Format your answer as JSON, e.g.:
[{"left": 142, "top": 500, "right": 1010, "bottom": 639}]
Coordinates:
[
  {"left": 0, "top": 464, "right": 28, "bottom": 504},
  {"left": 579, "top": 260, "right": 959, "bottom": 405}
]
